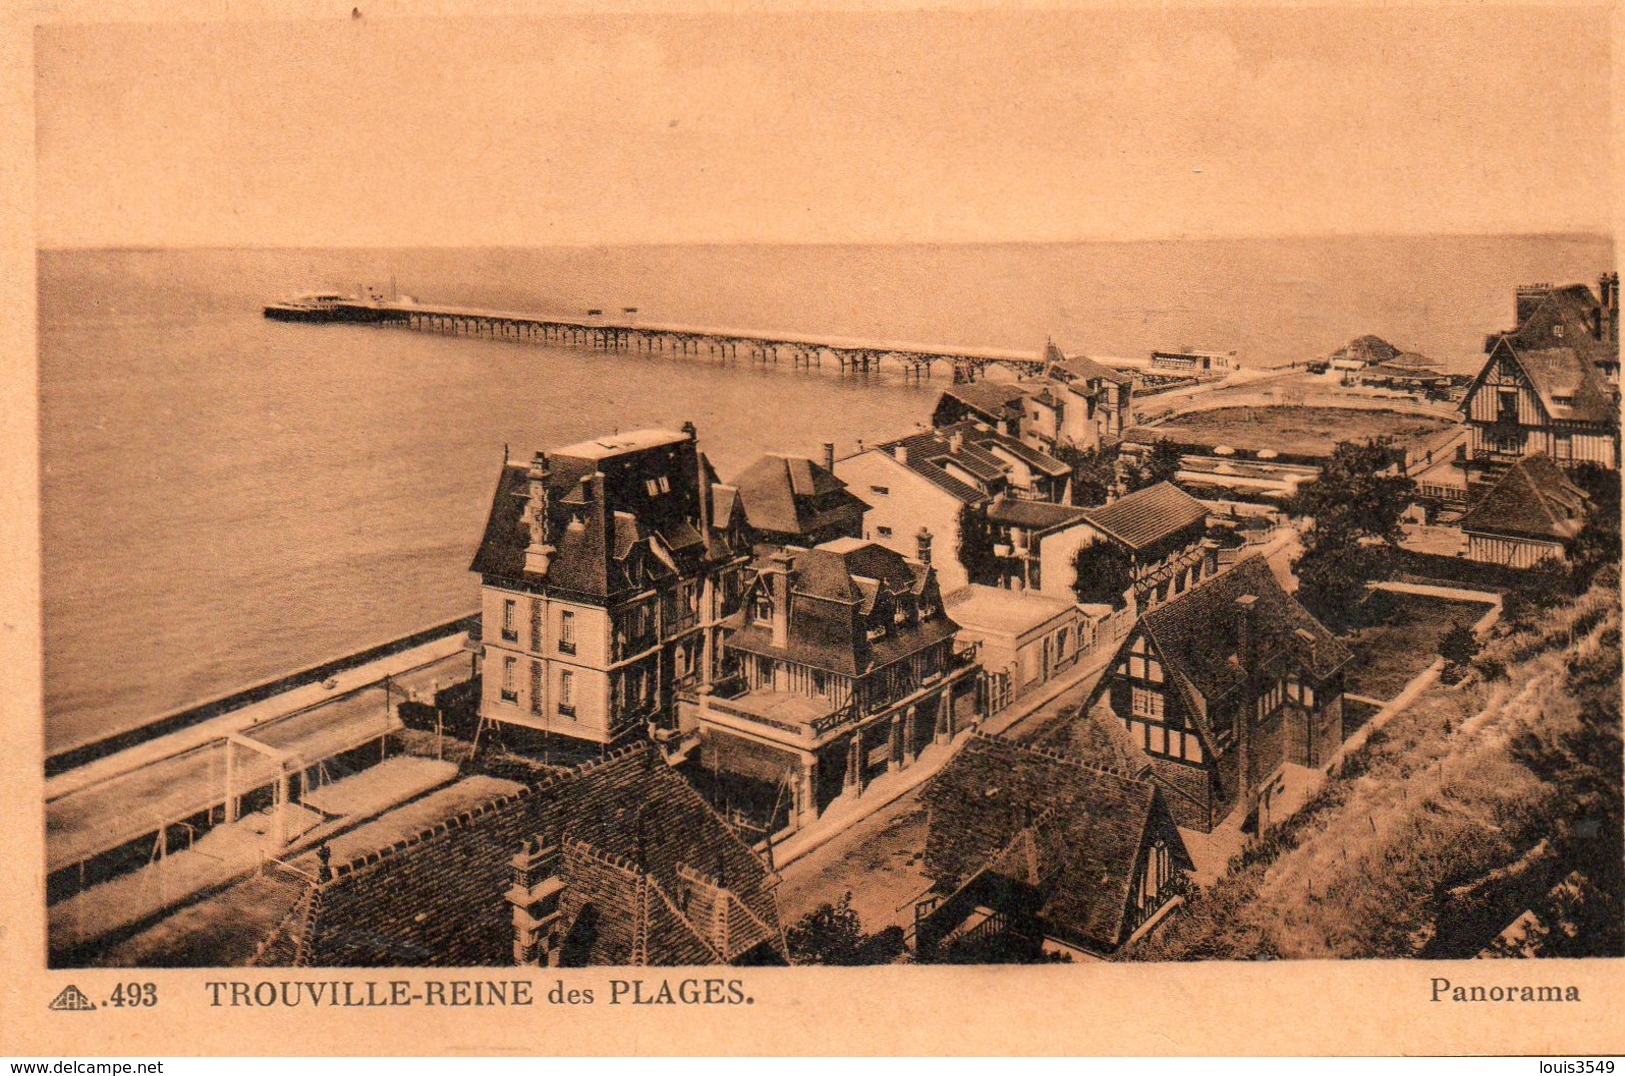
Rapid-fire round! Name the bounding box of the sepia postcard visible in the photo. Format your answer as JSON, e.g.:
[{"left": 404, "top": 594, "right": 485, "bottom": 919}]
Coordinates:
[{"left": 2, "top": 0, "right": 1622, "bottom": 1058}]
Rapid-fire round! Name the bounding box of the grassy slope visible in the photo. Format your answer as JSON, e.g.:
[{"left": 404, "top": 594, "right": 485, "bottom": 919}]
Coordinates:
[{"left": 1126, "top": 581, "right": 1621, "bottom": 961}]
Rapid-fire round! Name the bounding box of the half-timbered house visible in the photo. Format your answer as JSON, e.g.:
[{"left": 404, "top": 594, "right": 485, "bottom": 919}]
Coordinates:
[
  {"left": 1078, "top": 556, "right": 1352, "bottom": 833},
  {"left": 914, "top": 734, "right": 1192, "bottom": 962},
  {"left": 1460, "top": 277, "right": 1620, "bottom": 487}
]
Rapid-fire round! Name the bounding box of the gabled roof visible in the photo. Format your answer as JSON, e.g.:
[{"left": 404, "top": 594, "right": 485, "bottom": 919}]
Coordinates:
[
  {"left": 1496, "top": 282, "right": 1619, "bottom": 373},
  {"left": 1081, "top": 482, "right": 1208, "bottom": 551},
  {"left": 1459, "top": 453, "right": 1590, "bottom": 542},
  {"left": 922, "top": 735, "right": 1189, "bottom": 953},
  {"left": 255, "top": 744, "right": 785, "bottom": 968},
  {"left": 729, "top": 454, "right": 867, "bottom": 539},
  {"left": 1135, "top": 556, "right": 1352, "bottom": 719},
  {"left": 1467, "top": 338, "right": 1618, "bottom": 427}
]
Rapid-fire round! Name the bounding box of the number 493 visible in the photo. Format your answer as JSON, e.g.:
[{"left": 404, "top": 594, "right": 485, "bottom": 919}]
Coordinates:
[{"left": 108, "top": 983, "right": 157, "bottom": 1007}]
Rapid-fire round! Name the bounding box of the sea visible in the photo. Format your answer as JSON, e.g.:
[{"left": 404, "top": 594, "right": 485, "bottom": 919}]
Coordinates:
[{"left": 38, "top": 235, "right": 1614, "bottom": 754}]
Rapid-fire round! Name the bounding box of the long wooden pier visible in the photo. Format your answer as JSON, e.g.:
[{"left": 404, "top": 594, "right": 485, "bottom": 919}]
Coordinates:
[{"left": 316, "top": 299, "right": 1053, "bottom": 382}]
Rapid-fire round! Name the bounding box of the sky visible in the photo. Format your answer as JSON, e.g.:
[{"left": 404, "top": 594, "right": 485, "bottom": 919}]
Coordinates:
[{"left": 33, "top": 6, "right": 1618, "bottom": 248}]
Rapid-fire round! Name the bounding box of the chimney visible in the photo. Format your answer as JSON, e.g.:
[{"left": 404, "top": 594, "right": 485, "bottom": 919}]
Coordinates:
[
  {"left": 822, "top": 442, "right": 836, "bottom": 473},
  {"left": 507, "top": 836, "right": 566, "bottom": 966},
  {"left": 1604, "top": 273, "right": 1620, "bottom": 346},
  {"left": 915, "top": 526, "right": 933, "bottom": 565},
  {"left": 681, "top": 420, "right": 697, "bottom": 440},
  {"left": 894, "top": 444, "right": 909, "bottom": 464},
  {"left": 764, "top": 552, "right": 794, "bottom": 649},
  {"left": 1200, "top": 537, "right": 1220, "bottom": 580},
  {"left": 523, "top": 454, "right": 556, "bottom": 578},
  {"left": 948, "top": 430, "right": 965, "bottom": 454},
  {"left": 579, "top": 474, "right": 594, "bottom": 502}
]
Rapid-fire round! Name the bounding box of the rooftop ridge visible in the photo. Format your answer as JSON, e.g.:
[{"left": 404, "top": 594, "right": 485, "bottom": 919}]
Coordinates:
[
  {"left": 966, "top": 730, "right": 1147, "bottom": 785},
  {"left": 319, "top": 743, "right": 658, "bottom": 887}
]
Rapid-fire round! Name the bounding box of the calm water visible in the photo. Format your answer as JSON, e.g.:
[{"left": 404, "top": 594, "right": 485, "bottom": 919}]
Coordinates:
[{"left": 39, "top": 236, "right": 1613, "bottom": 752}]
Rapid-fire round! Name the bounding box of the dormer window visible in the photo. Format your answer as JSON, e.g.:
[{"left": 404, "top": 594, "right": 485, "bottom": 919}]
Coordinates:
[
  {"left": 1552, "top": 324, "right": 1564, "bottom": 339},
  {"left": 753, "top": 593, "right": 772, "bottom": 622},
  {"left": 644, "top": 475, "right": 671, "bottom": 496},
  {"left": 894, "top": 605, "right": 908, "bottom": 625},
  {"left": 866, "top": 623, "right": 888, "bottom": 642}
]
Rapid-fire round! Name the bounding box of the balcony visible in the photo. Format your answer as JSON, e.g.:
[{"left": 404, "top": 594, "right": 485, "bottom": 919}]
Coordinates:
[{"left": 701, "top": 691, "right": 852, "bottom": 743}]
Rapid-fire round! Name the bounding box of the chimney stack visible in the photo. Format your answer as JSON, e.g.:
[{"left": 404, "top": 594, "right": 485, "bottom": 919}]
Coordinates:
[
  {"left": 823, "top": 442, "right": 836, "bottom": 473},
  {"left": 765, "top": 552, "right": 795, "bottom": 649},
  {"left": 895, "top": 444, "right": 909, "bottom": 464},
  {"left": 507, "top": 835, "right": 565, "bottom": 966},
  {"left": 523, "top": 454, "right": 556, "bottom": 577},
  {"left": 915, "top": 526, "right": 933, "bottom": 565},
  {"left": 681, "top": 420, "right": 697, "bottom": 440}
]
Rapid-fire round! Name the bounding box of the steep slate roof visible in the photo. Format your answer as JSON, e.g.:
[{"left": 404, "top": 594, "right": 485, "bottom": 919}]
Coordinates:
[
  {"left": 922, "top": 735, "right": 1188, "bottom": 954},
  {"left": 1508, "top": 346, "right": 1617, "bottom": 425},
  {"left": 722, "top": 540, "right": 958, "bottom": 677},
  {"left": 1136, "top": 556, "right": 1352, "bottom": 721},
  {"left": 1081, "top": 482, "right": 1208, "bottom": 551},
  {"left": 254, "top": 744, "right": 785, "bottom": 968},
  {"left": 1459, "top": 453, "right": 1590, "bottom": 542},
  {"left": 470, "top": 435, "right": 743, "bottom": 600},
  {"left": 729, "top": 454, "right": 868, "bottom": 539}
]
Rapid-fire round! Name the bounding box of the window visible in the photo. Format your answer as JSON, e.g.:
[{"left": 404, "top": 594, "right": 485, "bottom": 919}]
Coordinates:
[
  {"left": 1260, "top": 676, "right": 1285, "bottom": 717},
  {"left": 644, "top": 475, "right": 671, "bottom": 496},
  {"left": 501, "top": 657, "right": 518, "bottom": 702},
  {"left": 558, "top": 610, "right": 576, "bottom": 655},
  {"left": 869, "top": 485, "right": 890, "bottom": 496},
  {"left": 753, "top": 592, "right": 773, "bottom": 622},
  {"left": 877, "top": 526, "right": 893, "bottom": 538},
  {"left": 529, "top": 662, "right": 543, "bottom": 715},
  {"left": 1498, "top": 389, "right": 1519, "bottom": 417},
  {"left": 1555, "top": 433, "right": 1574, "bottom": 460},
  {"left": 1131, "top": 686, "right": 1163, "bottom": 719},
  {"left": 558, "top": 670, "right": 575, "bottom": 717},
  {"left": 866, "top": 622, "right": 888, "bottom": 641},
  {"left": 502, "top": 599, "right": 518, "bottom": 643},
  {"left": 529, "top": 598, "right": 543, "bottom": 652}
]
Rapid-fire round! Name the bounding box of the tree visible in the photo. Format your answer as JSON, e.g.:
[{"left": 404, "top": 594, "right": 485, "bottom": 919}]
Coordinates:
[
  {"left": 1287, "top": 437, "right": 1416, "bottom": 544},
  {"left": 956, "top": 503, "right": 999, "bottom": 586},
  {"left": 1438, "top": 620, "right": 1479, "bottom": 667},
  {"left": 1565, "top": 463, "right": 1621, "bottom": 585},
  {"left": 785, "top": 892, "right": 905, "bottom": 965},
  {"left": 1072, "top": 539, "right": 1134, "bottom": 610},
  {"left": 1292, "top": 531, "right": 1391, "bottom": 629},
  {"left": 1502, "top": 556, "right": 1578, "bottom": 625},
  {"left": 1052, "top": 442, "right": 1119, "bottom": 507},
  {"left": 1124, "top": 439, "right": 1184, "bottom": 493},
  {"left": 1288, "top": 438, "right": 1416, "bottom": 625}
]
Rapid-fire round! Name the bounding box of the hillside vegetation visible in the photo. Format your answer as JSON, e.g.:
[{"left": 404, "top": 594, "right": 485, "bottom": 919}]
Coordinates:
[{"left": 1128, "top": 575, "right": 1621, "bottom": 961}]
